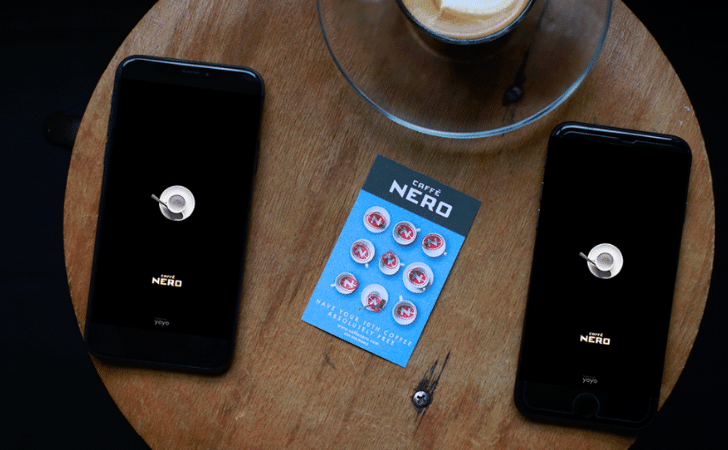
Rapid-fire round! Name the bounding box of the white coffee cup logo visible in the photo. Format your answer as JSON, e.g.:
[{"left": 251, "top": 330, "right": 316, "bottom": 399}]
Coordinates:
[
  {"left": 364, "top": 206, "right": 390, "bottom": 233},
  {"left": 393, "top": 297, "right": 417, "bottom": 326},
  {"left": 350, "top": 239, "right": 375, "bottom": 267},
  {"left": 422, "top": 233, "right": 446, "bottom": 258},
  {"left": 379, "top": 250, "right": 404, "bottom": 275},
  {"left": 581, "top": 243, "right": 624, "bottom": 279},
  {"left": 393, "top": 221, "right": 419, "bottom": 246},
  {"left": 361, "top": 284, "right": 389, "bottom": 312},
  {"left": 403, "top": 262, "right": 434, "bottom": 293},
  {"left": 153, "top": 185, "right": 195, "bottom": 221},
  {"left": 332, "top": 272, "right": 358, "bottom": 294}
]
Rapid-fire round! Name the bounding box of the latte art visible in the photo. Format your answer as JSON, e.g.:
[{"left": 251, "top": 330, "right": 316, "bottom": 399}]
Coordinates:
[
  {"left": 439, "top": 0, "right": 518, "bottom": 18},
  {"left": 400, "top": 0, "right": 532, "bottom": 41}
]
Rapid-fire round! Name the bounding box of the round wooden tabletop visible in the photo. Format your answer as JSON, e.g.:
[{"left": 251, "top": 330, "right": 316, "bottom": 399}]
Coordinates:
[{"left": 64, "top": 1, "right": 714, "bottom": 448}]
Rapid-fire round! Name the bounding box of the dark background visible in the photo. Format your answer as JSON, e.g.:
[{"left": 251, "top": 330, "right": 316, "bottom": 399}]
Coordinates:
[
  {"left": 90, "top": 77, "right": 255, "bottom": 340},
  {"left": 523, "top": 138, "right": 691, "bottom": 400},
  {"left": 1, "top": 1, "right": 724, "bottom": 448}
]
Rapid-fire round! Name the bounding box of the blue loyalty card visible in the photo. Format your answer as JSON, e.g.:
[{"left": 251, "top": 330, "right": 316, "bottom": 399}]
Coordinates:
[{"left": 301, "top": 155, "right": 481, "bottom": 367}]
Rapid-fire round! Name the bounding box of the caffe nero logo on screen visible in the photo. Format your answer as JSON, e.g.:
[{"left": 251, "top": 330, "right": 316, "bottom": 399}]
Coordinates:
[
  {"left": 152, "top": 274, "right": 182, "bottom": 288},
  {"left": 580, "top": 332, "right": 611, "bottom": 346}
]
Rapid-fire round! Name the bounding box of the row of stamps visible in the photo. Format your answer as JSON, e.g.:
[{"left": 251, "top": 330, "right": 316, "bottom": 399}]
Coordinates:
[
  {"left": 363, "top": 206, "right": 447, "bottom": 257},
  {"left": 327, "top": 278, "right": 417, "bottom": 326}
]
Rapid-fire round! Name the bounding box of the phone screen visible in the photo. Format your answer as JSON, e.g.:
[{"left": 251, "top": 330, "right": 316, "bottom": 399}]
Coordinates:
[
  {"left": 86, "top": 57, "right": 263, "bottom": 367},
  {"left": 516, "top": 123, "right": 691, "bottom": 426}
]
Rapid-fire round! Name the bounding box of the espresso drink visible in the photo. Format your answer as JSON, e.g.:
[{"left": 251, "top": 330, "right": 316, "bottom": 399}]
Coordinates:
[{"left": 399, "top": 0, "right": 532, "bottom": 42}]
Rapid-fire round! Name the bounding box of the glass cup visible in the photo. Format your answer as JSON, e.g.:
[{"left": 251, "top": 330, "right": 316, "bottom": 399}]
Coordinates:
[{"left": 396, "top": 0, "right": 534, "bottom": 62}]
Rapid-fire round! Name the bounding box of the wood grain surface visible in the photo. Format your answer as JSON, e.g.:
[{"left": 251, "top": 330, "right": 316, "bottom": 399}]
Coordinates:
[{"left": 64, "top": 1, "right": 714, "bottom": 448}]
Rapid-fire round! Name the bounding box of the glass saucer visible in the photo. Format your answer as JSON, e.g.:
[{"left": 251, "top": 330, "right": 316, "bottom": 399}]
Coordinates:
[{"left": 318, "top": 0, "right": 612, "bottom": 139}]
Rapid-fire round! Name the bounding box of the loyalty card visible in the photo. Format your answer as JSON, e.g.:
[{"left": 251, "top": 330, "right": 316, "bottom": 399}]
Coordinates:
[{"left": 302, "top": 155, "right": 481, "bottom": 367}]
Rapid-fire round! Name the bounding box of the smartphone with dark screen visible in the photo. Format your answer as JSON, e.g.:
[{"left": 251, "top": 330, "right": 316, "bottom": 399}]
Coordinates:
[
  {"left": 85, "top": 55, "right": 264, "bottom": 372},
  {"left": 514, "top": 122, "right": 691, "bottom": 430}
]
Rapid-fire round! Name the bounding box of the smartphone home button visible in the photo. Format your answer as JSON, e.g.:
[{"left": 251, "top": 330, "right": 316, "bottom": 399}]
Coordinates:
[{"left": 573, "top": 393, "right": 599, "bottom": 418}]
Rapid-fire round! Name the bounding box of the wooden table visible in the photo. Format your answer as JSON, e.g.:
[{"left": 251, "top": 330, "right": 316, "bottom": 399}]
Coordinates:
[{"left": 64, "top": 1, "right": 714, "bottom": 448}]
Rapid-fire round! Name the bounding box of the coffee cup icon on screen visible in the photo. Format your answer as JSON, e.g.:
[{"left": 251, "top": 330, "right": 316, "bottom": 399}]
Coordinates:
[
  {"left": 152, "top": 185, "right": 195, "bottom": 221},
  {"left": 580, "top": 243, "right": 623, "bottom": 279}
]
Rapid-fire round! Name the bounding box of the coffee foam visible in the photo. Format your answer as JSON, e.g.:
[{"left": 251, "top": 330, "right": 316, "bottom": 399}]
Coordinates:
[
  {"left": 401, "top": 0, "right": 531, "bottom": 41},
  {"left": 440, "top": 0, "right": 514, "bottom": 17}
]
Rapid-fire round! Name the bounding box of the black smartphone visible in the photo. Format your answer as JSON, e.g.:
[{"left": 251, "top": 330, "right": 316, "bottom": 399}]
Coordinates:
[
  {"left": 85, "top": 55, "right": 264, "bottom": 372},
  {"left": 514, "top": 122, "right": 691, "bottom": 430}
]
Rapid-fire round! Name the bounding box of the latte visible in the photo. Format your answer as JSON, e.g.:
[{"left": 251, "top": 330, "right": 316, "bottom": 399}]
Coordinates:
[{"left": 399, "top": 0, "right": 533, "bottom": 42}]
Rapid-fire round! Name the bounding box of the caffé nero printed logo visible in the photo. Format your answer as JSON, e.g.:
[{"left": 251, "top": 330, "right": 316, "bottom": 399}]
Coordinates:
[
  {"left": 389, "top": 180, "right": 453, "bottom": 218},
  {"left": 152, "top": 274, "right": 182, "bottom": 287},
  {"left": 580, "top": 332, "right": 611, "bottom": 345}
]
